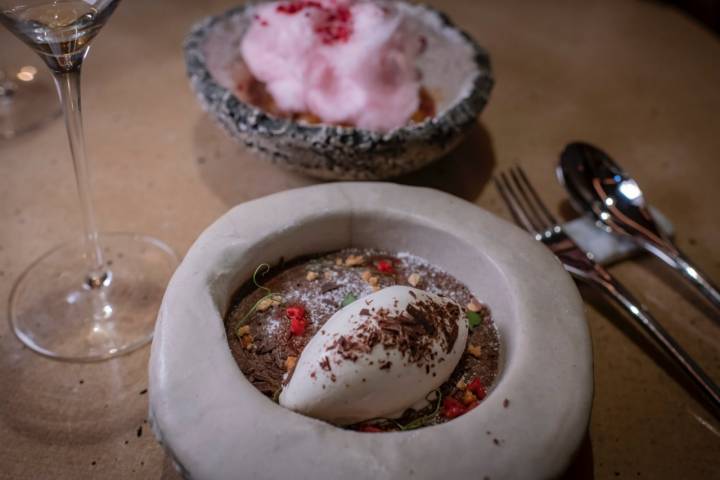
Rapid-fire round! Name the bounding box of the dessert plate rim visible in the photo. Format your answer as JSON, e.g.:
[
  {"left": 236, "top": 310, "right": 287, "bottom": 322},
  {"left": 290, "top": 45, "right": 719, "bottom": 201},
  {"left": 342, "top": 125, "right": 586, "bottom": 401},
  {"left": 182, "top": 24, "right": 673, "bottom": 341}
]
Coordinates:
[{"left": 149, "top": 182, "right": 593, "bottom": 480}]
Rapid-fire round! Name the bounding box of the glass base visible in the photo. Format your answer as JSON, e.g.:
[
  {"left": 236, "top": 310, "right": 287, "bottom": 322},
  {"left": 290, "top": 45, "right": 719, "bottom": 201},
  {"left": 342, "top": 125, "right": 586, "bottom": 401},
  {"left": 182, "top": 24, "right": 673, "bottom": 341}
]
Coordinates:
[{"left": 9, "top": 233, "right": 178, "bottom": 362}]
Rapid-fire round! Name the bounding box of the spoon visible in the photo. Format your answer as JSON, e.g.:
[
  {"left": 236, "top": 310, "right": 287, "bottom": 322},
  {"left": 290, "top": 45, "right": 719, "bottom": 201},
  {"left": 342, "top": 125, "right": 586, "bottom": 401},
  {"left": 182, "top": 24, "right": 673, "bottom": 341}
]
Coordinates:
[{"left": 557, "top": 142, "right": 720, "bottom": 313}]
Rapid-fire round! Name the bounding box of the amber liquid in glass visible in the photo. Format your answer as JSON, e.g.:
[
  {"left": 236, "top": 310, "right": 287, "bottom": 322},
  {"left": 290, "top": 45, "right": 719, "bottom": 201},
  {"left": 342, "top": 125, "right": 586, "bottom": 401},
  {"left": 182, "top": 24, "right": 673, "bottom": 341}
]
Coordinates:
[{"left": 0, "top": 0, "right": 120, "bottom": 72}]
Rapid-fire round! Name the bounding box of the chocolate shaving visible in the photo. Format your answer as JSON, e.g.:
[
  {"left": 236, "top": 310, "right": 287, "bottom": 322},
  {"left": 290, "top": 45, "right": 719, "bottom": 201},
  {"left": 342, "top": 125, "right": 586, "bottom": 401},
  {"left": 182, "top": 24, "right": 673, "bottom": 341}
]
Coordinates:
[
  {"left": 319, "top": 356, "right": 332, "bottom": 371},
  {"left": 324, "top": 297, "right": 460, "bottom": 371},
  {"left": 320, "top": 282, "right": 340, "bottom": 293},
  {"left": 222, "top": 248, "right": 500, "bottom": 432},
  {"left": 406, "top": 303, "right": 436, "bottom": 336}
]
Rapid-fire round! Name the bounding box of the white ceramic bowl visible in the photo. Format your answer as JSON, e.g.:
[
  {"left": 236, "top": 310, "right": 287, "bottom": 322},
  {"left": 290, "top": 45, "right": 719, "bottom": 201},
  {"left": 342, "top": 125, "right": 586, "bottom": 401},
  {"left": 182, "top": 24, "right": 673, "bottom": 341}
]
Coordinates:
[
  {"left": 184, "top": 2, "right": 493, "bottom": 180},
  {"left": 149, "top": 183, "right": 592, "bottom": 480}
]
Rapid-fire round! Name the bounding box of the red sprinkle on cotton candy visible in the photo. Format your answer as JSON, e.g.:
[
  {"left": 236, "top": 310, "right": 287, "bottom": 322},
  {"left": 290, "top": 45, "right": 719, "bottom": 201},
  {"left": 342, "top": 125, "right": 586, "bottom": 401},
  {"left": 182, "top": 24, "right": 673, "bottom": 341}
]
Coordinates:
[
  {"left": 276, "top": 0, "right": 353, "bottom": 44},
  {"left": 253, "top": 14, "right": 269, "bottom": 26},
  {"left": 276, "top": 1, "right": 322, "bottom": 14}
]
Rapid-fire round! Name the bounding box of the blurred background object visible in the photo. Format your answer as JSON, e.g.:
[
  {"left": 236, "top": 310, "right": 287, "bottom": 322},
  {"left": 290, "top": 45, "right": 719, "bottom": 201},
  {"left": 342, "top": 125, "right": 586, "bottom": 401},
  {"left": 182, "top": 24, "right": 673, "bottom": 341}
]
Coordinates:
[
  {"left": 0, "top": 32, "right": 60, "bottom": 139},
  {"left": 663, "top": 0, "right": 720, "bottom": 33}
]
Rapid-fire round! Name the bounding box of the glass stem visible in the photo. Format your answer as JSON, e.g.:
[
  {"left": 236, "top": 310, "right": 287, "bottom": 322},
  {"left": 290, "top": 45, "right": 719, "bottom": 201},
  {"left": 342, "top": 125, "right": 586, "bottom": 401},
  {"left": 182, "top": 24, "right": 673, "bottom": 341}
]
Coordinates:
[{"left": 52, "top": 66, "right": 107, "bottom": 288}]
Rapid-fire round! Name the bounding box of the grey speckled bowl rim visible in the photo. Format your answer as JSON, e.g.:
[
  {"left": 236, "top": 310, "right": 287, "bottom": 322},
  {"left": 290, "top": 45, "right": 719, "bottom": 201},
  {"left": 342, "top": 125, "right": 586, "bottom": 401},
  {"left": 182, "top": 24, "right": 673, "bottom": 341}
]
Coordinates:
[{"left": 183, "top": 1, "right": 494, "bottom": 141}]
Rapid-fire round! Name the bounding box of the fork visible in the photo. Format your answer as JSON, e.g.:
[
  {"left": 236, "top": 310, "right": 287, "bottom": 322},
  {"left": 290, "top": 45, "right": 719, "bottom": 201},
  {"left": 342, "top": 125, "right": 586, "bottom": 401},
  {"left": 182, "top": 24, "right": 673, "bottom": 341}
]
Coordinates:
[{"left": 494, "top": 166, "right": 720, "bottom": 414}]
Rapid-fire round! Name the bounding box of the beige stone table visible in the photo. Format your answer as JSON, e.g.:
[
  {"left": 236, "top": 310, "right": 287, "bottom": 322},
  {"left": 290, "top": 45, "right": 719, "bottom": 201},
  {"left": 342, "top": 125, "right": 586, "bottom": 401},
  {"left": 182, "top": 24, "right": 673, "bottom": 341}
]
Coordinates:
[{"left": 1, "top": 0, "right": 719, "bottom": 478}]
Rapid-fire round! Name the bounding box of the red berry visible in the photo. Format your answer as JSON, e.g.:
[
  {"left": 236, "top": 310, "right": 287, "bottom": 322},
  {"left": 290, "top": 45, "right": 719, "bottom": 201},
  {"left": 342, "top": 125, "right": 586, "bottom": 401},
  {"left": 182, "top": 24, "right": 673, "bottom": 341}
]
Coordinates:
[
  {"left": 286, "top": 306, "right": 307, "bottom": 336},
  {"left": 376, "top": 260, "right": 394, "bottom": 274},
  {"left": 286, "top": 306, "right": 305, "bottom": 320},
  {"left": 442, "top": 397, "right": 466, "bottom": 419},
  {"left": 467, "top": 378, "right": 486, "bottom": 400},
  {"left": 357, "top": 425, "right": 383, "bottom": 433},
  {"left": 290, "top": 316, "right": 307, "bottom": 336}
]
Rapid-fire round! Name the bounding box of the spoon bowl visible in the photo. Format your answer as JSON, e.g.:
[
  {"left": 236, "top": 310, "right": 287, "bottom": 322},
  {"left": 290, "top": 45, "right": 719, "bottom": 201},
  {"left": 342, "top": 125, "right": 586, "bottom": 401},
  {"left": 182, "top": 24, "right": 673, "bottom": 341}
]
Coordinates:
[{"left": 558, "top": 141, "right": 720, "bottom": 313}]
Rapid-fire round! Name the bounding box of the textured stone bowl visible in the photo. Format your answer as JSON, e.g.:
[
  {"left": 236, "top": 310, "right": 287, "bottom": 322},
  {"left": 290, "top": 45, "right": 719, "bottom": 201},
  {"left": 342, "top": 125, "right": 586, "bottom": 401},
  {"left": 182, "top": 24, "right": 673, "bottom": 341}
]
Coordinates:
[
  {"left": 184, "top": 2, "right": 493, "bottom": 180},
  {"left": 149, "top": 183, "right": 593, "bottom": 480}
]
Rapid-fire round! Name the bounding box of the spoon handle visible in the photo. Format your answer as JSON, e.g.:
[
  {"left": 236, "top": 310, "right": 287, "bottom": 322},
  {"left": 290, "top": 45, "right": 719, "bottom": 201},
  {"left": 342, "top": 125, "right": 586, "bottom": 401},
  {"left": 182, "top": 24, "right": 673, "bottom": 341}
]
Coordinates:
[
  {"left": 584, "top": 271, "right": 720, "bottom": 414},
  {"left": 643, "top": 242, "right": 720, "bottom": 313}
]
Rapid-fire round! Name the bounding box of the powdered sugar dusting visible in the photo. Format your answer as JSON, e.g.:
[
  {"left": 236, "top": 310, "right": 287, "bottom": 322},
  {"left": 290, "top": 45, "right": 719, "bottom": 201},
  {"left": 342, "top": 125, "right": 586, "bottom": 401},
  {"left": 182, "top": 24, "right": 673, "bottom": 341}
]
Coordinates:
[
  {"left": 224, "top": 248, "right": 500, "bottom": 430},
  {"left": 395, "top": 251, "right": 470, "bottom": 305}
]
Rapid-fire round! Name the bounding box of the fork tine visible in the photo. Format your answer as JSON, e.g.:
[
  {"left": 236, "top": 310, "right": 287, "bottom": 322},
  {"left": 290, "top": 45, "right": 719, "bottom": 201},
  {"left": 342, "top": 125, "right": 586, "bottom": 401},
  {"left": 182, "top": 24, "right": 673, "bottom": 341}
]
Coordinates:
[
  {"left": 508, "top": 167, "right": 547, "bottom": 232},
  {"left": 514, "top": 166, "right": 559, "bottom": 227},
  {"left": 494, "top": 172, "right": 537, "bottom": 234}
]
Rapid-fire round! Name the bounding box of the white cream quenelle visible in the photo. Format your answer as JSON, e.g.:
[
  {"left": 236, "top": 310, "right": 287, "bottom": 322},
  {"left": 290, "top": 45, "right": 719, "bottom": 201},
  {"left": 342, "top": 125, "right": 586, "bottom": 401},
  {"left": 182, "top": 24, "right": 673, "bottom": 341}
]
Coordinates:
[{"left": 279, "top": 285, "right": 468, "bottom": 425}]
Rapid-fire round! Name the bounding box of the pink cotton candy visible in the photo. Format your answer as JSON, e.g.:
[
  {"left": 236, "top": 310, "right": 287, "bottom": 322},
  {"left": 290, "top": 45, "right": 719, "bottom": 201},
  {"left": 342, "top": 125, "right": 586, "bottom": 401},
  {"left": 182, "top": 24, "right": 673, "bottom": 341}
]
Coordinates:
[{"left": 240, "top": 0, "right": 424, "bottom": 132}]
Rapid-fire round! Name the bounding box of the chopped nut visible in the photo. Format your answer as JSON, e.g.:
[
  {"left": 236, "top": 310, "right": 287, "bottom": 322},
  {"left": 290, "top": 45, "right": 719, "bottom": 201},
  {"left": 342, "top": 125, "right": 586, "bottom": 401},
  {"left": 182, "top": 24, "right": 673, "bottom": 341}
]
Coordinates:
[
  {"left": 456, "top": 379, "right": 467, "bottom": 391},
  {"left": 467, "top": 299, "right": 482, "bottom": 312},
  {"left": 323, "top": 270, "right": 334, "bottom": 280},
  {"left": 368, "top": 276, "right": 379, "bottom": 286},
  {"left": 241, "top": 334, "right": 254, "bottom": 350},
  {"left": 344, "top": 254, "right": 365, "bottom": 267},
  {"left": 372, "top": 284, "right": 381, "bottom": 292},
  {"left": 306, "top": 271, "right": 319, "bottom": 281},
  {"left": 271, "top": 297, "right": 282, "bottom": 306},
  {"left": 256, "top": 297, "right": 274, "bottom": 312},
  {"left": 407, "top": 272, "right": 421, "bottom": 287},
  {"left": 467, "top": 344, "right": 482, "bottom": 358},
  {"left": 361, "top": 270, "right": 372, "bottom": 281},
  {"left": 335, "top": 257, "right": 343, "bottom": 265},
  {"left": 237, "top": 325, "right": 251, "bottom": 337},
  {"left": 285, "top": 356, "right": 298, "bottom": 371},
  {"left": 462, "top": 389, "right": 477, "bottom": 406}
]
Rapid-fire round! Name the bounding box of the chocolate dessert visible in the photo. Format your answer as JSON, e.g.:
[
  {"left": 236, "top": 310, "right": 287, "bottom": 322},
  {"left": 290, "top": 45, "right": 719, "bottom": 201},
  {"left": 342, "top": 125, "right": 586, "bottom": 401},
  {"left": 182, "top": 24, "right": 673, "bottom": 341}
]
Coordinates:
[{"left": 225, "top": 249, "right": 500, "bottom": 432}]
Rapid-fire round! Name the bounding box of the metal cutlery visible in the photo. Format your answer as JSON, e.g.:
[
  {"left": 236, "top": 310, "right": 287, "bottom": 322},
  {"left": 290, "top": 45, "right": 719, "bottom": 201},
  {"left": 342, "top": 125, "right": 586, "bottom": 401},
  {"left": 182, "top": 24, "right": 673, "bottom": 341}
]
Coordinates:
[
  {"left": 558, "top": 142, "right": 720, "bottom": 313},
  {"left": 494, "top": 166, "right": 720, "bottom": 413}
]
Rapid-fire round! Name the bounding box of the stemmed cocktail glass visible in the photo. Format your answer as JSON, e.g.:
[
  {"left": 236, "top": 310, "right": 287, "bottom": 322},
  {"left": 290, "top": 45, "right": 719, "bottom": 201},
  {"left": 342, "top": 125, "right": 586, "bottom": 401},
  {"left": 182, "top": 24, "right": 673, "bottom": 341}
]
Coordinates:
[{"left": 0, "top": 0, "right": 178, "bottom": 361}]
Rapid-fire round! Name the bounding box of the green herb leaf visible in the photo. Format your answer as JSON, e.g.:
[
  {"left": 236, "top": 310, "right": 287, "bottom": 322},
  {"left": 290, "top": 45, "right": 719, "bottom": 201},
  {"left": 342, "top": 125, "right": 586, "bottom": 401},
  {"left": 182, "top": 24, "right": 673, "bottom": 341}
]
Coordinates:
[
  {"left": 399, "top": 389, "right": 443, "bottom": 431},
  {"left": 235, "top": 264, "right": 284, "bottom": 334},
  {"left": 341, "top": 293, "right": 358, "bottom": 307},
  {"left": 348, "top": 389, "right": 443, "bottom": 432},
  {"left": 466, "top": 311, "right": 482, "bottom": 328},
  {"left": 252, "top": 263, "right": 272, "bottom": 295}
]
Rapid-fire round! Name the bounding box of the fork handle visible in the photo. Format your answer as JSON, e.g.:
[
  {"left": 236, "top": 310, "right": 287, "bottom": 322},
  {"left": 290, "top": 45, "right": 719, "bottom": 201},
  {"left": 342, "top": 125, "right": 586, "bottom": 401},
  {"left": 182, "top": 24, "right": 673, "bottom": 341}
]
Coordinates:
[{"left": 582, "top": 271, "right": 720, "bottom": 414}]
